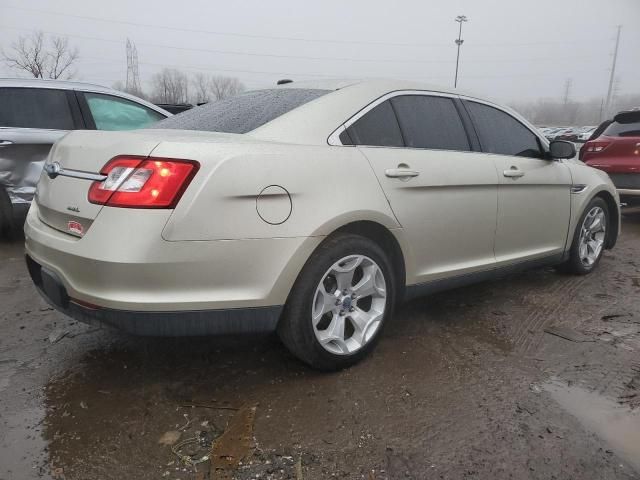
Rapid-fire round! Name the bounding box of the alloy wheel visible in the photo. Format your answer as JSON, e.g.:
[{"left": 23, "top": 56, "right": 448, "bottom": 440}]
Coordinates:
[
  {"left": 578, "top": 206, "right": 606, "bottom": 267},
  {"left": 311, "top": 255, "right": 387, "bottom": 355}
]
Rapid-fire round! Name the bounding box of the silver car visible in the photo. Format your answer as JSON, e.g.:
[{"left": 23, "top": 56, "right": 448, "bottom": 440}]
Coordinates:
[
  {"left": 25, "top": 79, "right": 620, "bottom": 370},
  {"left": 0, "top": 78, "right": 169, "bottom": 236}
]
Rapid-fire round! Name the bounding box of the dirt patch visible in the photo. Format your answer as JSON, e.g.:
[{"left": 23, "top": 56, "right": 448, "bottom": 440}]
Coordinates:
[{"left": 1, "top": 217, "right": 640, "bottom": 479}]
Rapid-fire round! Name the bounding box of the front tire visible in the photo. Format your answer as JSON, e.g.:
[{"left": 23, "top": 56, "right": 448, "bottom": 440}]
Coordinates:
[
  {"left": 557, "top": 197, "right": 609, "bottom": 275},
  {"left": 278, "top": 233, "right": 395, "bottom": 371}
]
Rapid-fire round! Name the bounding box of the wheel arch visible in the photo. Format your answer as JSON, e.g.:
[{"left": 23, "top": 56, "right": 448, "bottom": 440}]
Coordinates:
[
  {"left": 330, "top": 220, "right": 407, "bottom": 305},
  {"left": 592, "top": 189, "right": 619, "bottom": 249}
]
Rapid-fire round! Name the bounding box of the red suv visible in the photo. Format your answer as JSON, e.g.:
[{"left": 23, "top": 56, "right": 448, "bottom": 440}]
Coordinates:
[{"left": 581, "top": 110, "right": 640, "bottom": 206}]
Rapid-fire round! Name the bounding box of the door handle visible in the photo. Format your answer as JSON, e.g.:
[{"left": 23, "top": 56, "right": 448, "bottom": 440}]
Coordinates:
[
  {"left": 385, "top": 168, "right": 420, "bottom": 179},
  {"left": 503, "top": 167, "right": 524, "bottom": 178},
  {"left": 0, "top": 140, "right": 13, "bottom": 147}
]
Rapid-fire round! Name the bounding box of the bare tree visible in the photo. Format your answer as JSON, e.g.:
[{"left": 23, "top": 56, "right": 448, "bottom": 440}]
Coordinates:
[
  {"left": 2, "top": 31, "right": 79, "bottom": 79},
  {"left": 208, "top": 76, "right": 245, "bottom": 101},
  {"left": 150, "top": 68, "right": 190, "bottom": 104},
  {"left": 191, "top": 73, "right": 210, "bottom": 104},
  {"left": 112, "top": 80, "right": 148, "bottom": 99}
]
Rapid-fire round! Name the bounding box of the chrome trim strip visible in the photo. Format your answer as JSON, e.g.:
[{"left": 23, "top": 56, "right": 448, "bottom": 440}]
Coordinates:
[
  {"left": 617, "top": 188, "right": 640, "bottom": 196},
  {"left": 57, "top": 168, "right": 107, "bottom": 182}
]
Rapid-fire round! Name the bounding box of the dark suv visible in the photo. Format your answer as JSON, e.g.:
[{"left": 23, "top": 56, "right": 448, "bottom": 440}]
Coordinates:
[{"left": 0, "top": 78, "right": 169, "bottom": 236}]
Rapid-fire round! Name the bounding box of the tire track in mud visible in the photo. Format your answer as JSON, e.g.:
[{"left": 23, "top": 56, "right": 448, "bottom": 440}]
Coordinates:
[{"left": 510, "top": 274, "right": 588, "bottom": 354}]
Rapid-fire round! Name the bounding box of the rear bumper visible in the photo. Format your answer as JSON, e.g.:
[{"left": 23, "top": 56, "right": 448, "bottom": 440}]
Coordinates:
[
  {"left": 26, "top": 255, "right": 282, "bottom": 335},
  {"left": 24, "top": 203, "right": 323, "bottom": 334}
]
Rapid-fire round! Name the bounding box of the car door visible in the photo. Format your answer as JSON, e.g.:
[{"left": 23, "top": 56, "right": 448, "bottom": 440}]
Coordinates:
[
  {"left": 76, "top": 91, "right": 167, "bottom": 131},
  {"left": 342, "top": 93, "right": 499, "bottom": 284},
  {"left": 463, "top": 100, "right": 571, "bottom": 265},
  {"left": 0, "top": 87, "right": 82, "bottom": 207}
]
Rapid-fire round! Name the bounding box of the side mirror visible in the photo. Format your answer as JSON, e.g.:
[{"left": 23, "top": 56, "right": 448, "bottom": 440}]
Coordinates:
[{"left": 549, "top": 140, "right": 576, "bottom": 159}]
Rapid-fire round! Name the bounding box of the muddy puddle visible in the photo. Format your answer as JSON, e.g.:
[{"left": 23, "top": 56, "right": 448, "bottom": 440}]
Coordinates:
[{"left": 544, "top": 378, "right": 640, "bottom": 472}]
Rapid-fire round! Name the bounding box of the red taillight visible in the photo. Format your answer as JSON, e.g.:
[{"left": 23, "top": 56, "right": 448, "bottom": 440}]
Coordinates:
[
  {"left": 88, "top": 156, "right": 199, "bottom": 208},
  {"left": 583, "top": 140, "right": 611, "bottom": 155}
]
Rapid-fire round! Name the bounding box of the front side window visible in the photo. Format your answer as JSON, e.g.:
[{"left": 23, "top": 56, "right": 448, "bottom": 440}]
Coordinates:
[
  {"left": 0, "top": 87, "right": 74, "bottom": 130},
  {"left": 390, "top": 95, "right": 470, "bottom": 151},
  {"left": 345, "top": 100, "right": 404, "bottom": 147},
  {"left": 466, "top": 101, "right": 542, "bottom": 158},
  {"left": 152, "top": 88, "right": 329, "bottom": 134},
  {"left": 85, "top": 93, "right": 165, "bottom": 131}
]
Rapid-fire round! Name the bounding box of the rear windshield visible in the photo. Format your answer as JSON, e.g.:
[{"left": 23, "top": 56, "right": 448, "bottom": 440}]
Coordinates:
[
  {"left": 604, "top": 112, "right": 640, "bottom": 137},
  {"left": 603, "top": 121, "right": 640, "bottom": 137},
  {"left": 150, "top": 88, "right": 329, "bottom": 134}
]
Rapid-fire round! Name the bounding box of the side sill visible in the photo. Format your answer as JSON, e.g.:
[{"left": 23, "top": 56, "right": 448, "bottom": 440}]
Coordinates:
[{"left": 404, "top": 253, "right": 565, "bottom": 302}]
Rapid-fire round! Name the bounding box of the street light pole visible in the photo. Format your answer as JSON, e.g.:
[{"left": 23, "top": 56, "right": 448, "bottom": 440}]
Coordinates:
[{"left": 454, "top": 15, "right": 468, "bottom": 88}]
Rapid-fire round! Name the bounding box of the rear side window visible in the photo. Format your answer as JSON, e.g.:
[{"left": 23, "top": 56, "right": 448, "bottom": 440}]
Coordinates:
[
  {"left": 151, "top": 88, "right": 329, "bottom": 134},
  {"left": 345, "top": 100, "right": 403, "bottom": 147},
  {"left": 391, "top": 95, "right": 470, "bottom": 151},
  {"left": 85, "top": 93, "right": 165, "bottom": 130},
  {"left": 0, "top": 87, "right": 74, "bottom": 130},
  {"left": 466, "top": 101, "right": 542, "bottom": 159}
]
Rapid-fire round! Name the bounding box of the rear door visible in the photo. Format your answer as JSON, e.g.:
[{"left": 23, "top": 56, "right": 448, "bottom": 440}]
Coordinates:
[
  {"left": 0, "top": 87, "right": 83, "bottom": 205},
  {"left": 345, "top": 93, "right": 498, "bottom": 284},
  {"left": 463, "top": 100, "right": 571, "bottom": 265}
]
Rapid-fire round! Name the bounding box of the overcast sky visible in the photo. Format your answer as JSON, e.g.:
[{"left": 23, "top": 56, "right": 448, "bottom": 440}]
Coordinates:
[{"left": 1, "top": 0, "right": 638, "bottom": 102}]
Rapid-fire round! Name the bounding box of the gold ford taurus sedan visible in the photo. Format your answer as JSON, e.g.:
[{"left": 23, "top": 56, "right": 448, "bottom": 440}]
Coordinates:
[{"left": 24, "top": 79, "right": 620, "bottom": 370}]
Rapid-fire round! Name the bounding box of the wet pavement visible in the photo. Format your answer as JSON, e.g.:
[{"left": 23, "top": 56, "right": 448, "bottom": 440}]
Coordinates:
[{"left": 1, "top": 214, "right": 640, "bottom": 479}]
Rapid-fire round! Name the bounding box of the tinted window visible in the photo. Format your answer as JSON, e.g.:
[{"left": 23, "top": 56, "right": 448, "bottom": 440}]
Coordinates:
[
  {"left": 85, "top": 93, "right": 165, "bottom": 131},
  {"left": 152, "top": 89, "right": 328, "bottom": 134},
  {"left": 391, "top": 95, "right": 470, "bottom": 151},
  {"left": 603, "top": 120, "right": 640, "bottom": 137},
  {"left": 0, "top": 87, "right": 74, "bottom": 130},
  {"left": 466, "top": 101, "right": 542, "bottom": 158},
  {"left": 346, "top": 100, "right": 403, "bottom": 147}
]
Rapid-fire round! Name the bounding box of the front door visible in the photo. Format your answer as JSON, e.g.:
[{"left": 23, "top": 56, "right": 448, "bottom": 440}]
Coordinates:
[{"left": 463, "top": 100, "right": 571, "bottom": 265}]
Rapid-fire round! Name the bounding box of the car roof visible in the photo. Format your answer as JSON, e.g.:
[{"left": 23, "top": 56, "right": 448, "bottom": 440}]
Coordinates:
[
  {"left": 0, "top": 77, "right": 115, "bottom": 92},
  {"left": 0, "top": 77, "right": 171, "bottom": 116},
  {"left": 273, "top": 77, "right": 480, "bottom": 99},
  {"left": 250, "top": 78, "right": 540, "bottom": 145}
]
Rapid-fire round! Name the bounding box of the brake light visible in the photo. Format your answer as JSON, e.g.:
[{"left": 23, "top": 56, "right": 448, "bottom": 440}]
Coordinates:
[
  {"left": 88, "top": 156, "right": 199, "bottom": 208},
  {"left": 584, "top": 141, "right": 611, "bottom": 154}
]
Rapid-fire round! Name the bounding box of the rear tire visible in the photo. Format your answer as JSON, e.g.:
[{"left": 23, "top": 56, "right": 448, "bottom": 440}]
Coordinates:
[
  {"left": 0, "top": 186, "right": 13, "bottom": 239},
  {"left": 556, "top": 197, "right": 609, "bottom": 275},
  {"left": 278, "top": 233, "right": 395, "bottom": 371}
]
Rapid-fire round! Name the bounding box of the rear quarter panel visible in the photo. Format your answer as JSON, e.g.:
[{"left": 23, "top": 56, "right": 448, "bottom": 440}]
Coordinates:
[{"left": 157, "top": 142, "right": 400, "bottom": 241}]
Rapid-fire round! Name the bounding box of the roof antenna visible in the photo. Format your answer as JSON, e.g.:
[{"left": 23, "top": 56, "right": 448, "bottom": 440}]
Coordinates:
[{"left": 277, "top": 79, "right": 293, "bottom": 85}]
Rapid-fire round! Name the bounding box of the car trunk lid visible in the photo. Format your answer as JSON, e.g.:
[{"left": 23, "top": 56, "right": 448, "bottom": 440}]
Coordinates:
[{"left": 35, "top": 130, "right": 162, "bottom": 237}]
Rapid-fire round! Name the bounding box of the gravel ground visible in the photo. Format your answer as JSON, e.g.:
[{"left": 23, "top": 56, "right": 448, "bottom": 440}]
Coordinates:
[{"left": 1, "top": 214, "right": 640, "bottom": 480}]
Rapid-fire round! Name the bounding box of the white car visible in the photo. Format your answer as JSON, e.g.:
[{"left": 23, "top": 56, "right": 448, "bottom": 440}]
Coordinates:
[{"left": 25, "top": 79, "right": 620, "bottom": 370}]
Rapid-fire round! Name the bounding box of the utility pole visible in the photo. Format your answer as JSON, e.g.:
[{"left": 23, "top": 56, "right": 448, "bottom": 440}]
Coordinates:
[
  {"left": 603, "top": 25, "right": 621, "bottom": 120},
  {"left": 454, "top": 15, "right": 468, "bottom": 88},
  {"left": 562, "top": 78, "right": 573, "bottom": 105}
]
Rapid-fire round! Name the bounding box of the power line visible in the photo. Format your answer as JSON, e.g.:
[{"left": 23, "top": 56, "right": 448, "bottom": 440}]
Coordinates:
[
  {"left": 0, "top": 25, "right": 606, "bottom": 67},
  {"left": 1, "top": 4, "right": 608, "bottom": 49},
  {"left": 0, "top": 4, "right": 448, "bottom": 48}
]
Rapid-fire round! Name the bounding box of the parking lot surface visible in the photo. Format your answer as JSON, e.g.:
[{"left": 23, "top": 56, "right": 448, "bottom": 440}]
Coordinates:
[{"left": 1, "top": 215, "right": 640, "bottom": 480}]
